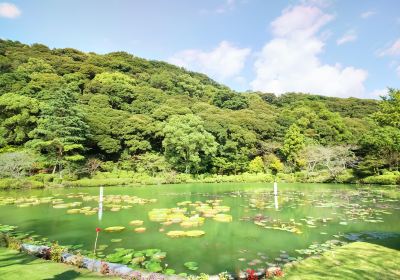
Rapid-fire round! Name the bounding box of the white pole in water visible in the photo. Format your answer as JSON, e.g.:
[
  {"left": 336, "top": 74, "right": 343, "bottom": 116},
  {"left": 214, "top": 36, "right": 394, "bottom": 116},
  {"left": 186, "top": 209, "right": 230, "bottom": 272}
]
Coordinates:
[
  {"left": 98, "top": 186, "right": 104, "bottom": 221},
  {"left": 274, "top": 180, "right": 278, "bottom": 210}
]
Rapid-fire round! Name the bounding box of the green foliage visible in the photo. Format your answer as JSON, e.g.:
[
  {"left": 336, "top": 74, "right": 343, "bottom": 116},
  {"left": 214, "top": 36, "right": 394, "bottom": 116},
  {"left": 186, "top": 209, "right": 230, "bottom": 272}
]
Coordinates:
[
  {"left": 27, "top": 87, "right": 88, "bottom": 176},
  {"left": 0, "top": 151, "right": 35, "bottom": 178},
  {"left": 281, "top": 124, "right": 305, "bottom": 166},
  {"left": 50, "top": 242, "right": 65, "bottom": 262},
  {"left": 248, "top": 156, "right": 265, "bottom": 173},
  {"left": 0, "top": 40, "right": 396, "bottom": 183},
  {"left": 163, "top": 114, "right": 218, "bottom": 173},
  {"left": 373, "top": 88, "right": 400, "bottom": 128}
]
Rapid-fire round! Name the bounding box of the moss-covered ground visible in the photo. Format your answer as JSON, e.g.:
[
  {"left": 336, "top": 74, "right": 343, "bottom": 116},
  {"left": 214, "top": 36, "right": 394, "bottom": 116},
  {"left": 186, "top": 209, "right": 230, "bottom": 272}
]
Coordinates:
[{"left": 283, "top": 242, "right": 400, "bottom": 280}]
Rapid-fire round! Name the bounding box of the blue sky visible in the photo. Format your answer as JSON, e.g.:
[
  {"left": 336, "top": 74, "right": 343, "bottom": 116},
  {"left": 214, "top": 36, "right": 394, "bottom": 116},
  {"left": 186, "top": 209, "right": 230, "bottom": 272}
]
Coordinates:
[{"left": 1, "top": 0, "right": 399, "bottom": 98}]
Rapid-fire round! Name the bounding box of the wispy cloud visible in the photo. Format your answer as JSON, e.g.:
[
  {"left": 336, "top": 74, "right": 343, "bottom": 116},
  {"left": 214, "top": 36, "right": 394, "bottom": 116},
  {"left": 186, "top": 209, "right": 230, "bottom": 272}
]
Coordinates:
[
  {"left": 360, "top": 10, "right": 376, "bottom": 19},
  {"left": 378, "top": 38, "right": 400, "bottom": 56},
  {"left": 336, "top": 29, "right": 357, "bottom": 45},
  {"left": 0, "top": 2, "right": 21, "bottom": 18},
  {"left": 169, "top": 41, "right": 251, "bottom": 80},
  {"left": 250, "top": 3, "right": 368, "bottom": 98}
]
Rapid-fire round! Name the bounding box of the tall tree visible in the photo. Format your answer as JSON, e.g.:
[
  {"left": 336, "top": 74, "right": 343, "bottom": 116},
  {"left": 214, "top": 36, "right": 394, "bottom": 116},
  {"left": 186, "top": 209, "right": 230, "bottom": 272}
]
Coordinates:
[
  {"left": 27, "top": 88, "right": 88, "bottom": 177},
  {"left": 162, "top": 114, "right": 217, "bottom": 173},
  {"left": 281, "top": 124, "right": 305, "bottom": 167}
]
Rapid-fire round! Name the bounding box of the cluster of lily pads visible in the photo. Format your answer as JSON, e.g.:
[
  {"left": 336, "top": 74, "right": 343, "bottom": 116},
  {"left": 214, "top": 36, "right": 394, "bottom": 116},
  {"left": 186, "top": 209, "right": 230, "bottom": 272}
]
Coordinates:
[
  {"left": 104, "top": 248, "right": 174, "bottom": 274},
  {"left": 147, "top": 199, "right": 233, "bottom": 238},
  {"left": 295, "top": 239, "right": 347, "bottom": 256},
  {"left": 0, "top": 196, "right": 60, "bottom": 207}
]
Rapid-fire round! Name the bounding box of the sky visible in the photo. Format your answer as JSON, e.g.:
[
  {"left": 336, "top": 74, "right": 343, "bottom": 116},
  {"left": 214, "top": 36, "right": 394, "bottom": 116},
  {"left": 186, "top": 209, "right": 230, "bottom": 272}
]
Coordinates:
[{"left": 1, "top": 0, "right": 399, "bottom": 99}]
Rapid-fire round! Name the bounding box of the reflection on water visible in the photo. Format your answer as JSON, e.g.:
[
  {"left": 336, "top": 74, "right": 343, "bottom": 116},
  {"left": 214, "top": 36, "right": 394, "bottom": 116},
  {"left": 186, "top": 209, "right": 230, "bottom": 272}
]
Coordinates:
[{"left": 274, "top": 194, "right": 279, "bottom": 210}]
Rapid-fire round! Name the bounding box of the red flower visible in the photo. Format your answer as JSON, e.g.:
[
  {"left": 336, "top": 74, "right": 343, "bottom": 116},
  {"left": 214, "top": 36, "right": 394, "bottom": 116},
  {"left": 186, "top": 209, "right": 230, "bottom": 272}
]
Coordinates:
[
  {"left": 246, "top": 269, "right": 257, "bottom": 280},
  {"left": 96, "top": 227, "right": 101, "bottom": 232}
]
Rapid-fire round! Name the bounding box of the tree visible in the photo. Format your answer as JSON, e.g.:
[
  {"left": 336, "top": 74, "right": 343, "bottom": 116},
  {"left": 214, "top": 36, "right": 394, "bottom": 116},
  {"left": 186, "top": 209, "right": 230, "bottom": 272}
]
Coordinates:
[
  {"left": 360, "top": 126, "right": 400, "bottom": 171},
  {"left": 300, "top": 145, "right": 355, "bottom": 179},
  {"left": 281, "top": 124, "right": 305, "bottom": 166},
  {"left": 264, "top": 154, "right": 284, "bottom": 175},
  {"left": 0, "top": 93, "right": 40, "bottom": 146},
  {"left": 248, "top": 156, "right": 265, "bottom": 173},
  {"left": 162, "top": 114, "right": 218, "bottom": 173},
  {"left": 27, "top": 88, "right": 88, "bottom": 177},
  {"left": 135, "top": 153, "right": 171, "bottom": 176},
  {"left": 373, "top": 88, "right": 400, "bottom": 128},
  {"left": 85, "top": 72, "right": 137, "bottom": 109},
  {"left": 0, "top": 151, "right": 34, "bottom": 178}
]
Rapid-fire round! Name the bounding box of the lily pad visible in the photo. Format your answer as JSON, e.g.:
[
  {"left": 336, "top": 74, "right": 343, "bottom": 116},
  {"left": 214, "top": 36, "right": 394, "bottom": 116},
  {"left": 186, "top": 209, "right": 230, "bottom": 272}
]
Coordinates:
[
  {"left": 184, "top": 261, "right": 199, "bottom": 271},
  {"left": 146, "top": 261, "right": 163, "bottom": 272},
  {"left": 164, "top": 268, "right": 176, "bottom": 275},
  {"left": 166, "top": 230, "right": 186, "bottom": 238},
  {"left": 134, "top": 227, "right": 146, "bottom": 233},
  {"left": 129, "top": 220, "right": 144, "bottom": 226},
  {"left": 213, "top": 214, "right": 233, "bottom": 222},
  {"left": 105, "top": 226, "right": 125, "bottom": 232},
  {"left": 185, "top": 230, "right": 205, "bottom": 237}
]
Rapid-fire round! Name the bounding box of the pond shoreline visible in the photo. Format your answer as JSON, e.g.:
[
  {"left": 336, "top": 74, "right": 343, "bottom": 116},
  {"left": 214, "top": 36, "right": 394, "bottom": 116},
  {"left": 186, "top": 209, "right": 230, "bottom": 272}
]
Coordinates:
[{"left": 1, "top": 172, "right": 398, "bottom": 190}]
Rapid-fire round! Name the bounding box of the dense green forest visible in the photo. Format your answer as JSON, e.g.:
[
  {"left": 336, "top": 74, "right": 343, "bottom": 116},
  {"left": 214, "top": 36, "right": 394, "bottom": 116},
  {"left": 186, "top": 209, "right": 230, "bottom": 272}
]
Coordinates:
[{"left": 0, "top": 39, "right": 399, "bottom": 187}]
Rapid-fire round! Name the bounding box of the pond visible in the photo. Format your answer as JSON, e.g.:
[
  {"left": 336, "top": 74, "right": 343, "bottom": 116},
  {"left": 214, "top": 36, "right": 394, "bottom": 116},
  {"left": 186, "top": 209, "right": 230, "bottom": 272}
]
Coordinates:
[{"left": 0, "top": 183, "right": 399, "bottom": 275}]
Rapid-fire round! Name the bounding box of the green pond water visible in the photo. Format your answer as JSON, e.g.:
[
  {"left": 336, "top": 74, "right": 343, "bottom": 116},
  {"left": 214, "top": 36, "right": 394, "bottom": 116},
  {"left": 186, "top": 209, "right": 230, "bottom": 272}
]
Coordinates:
[{"left": 0, "top": 183, "right": 399, "bottom": 275}]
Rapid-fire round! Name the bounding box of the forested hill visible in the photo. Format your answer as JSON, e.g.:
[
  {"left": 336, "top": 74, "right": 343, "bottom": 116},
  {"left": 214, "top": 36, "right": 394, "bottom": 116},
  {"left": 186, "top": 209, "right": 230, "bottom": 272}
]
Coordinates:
[{"left": 0, "top": 39, "right": 398, "bottom": 184}]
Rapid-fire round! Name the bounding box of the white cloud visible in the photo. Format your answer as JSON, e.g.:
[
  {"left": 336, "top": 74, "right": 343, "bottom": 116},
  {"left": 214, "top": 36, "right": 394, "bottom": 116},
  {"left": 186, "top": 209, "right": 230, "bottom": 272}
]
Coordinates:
[
  {"left": 250, "top": 4, "right": 368, "bottom": 98},
  {"left": 169, "top": 41, "right": 251, "bottom": 80},
  {"left": 396, "top": 65, "right": 400, "bottom": 77},
  {"left": 336, "top": 29, "right": 357, "bottom": 45},
  {"left": 360, "top": 11, "right": 376, "bottom": 19},
  {"left": 378, "top": 38, "right": 400, "bottom": 56},
  {"left": 0, "top": 2, "right": 21, "bottom": 18}
]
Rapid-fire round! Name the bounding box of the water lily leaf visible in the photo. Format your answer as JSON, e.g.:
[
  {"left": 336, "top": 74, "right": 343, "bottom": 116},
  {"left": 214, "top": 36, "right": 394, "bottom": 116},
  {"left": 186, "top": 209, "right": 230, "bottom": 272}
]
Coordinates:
[
  {"left": 111, "top": 239, "right": 122, "bottom": 243},
  {"left": 166, "top": 230, "right": 186, "bottom": 238},
  {"left": 185, "top": 230, "right": 205, "bottom": 237},
  {"left": 105, "top": 226, "right": 125, "bottom": 232},
  {"left": 213, "top": 214, "right": 233, "bottom": 222},
  {"left": 129, "top": 220, "right": 144, "bottom": 226},
  {"left": 146, "top": 261, "right": 163, "bottom": 272},
  {"left": 131, "top": 256, "right": 146, "bottom": 264},
  {"left": 134, "top": 227, "right": 146, "bottom": 233},
  {"left": 184, "top": 261, "right": 199, "bottom": 271},
  {"left": 145, "top": 249, "right": 161, "bottom": 257},
  {"left": 164, "top": 268, "right": 176, "bottom": 275}
]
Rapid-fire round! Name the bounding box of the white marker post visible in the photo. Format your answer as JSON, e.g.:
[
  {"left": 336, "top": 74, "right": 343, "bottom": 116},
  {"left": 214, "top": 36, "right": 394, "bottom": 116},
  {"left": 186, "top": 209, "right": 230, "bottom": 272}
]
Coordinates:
[
  {"left": 273, "top": 180, "right": 278, "bottom": 210},
  {"left": 98, "top": 186, "right": 104, "bottom": 221}
]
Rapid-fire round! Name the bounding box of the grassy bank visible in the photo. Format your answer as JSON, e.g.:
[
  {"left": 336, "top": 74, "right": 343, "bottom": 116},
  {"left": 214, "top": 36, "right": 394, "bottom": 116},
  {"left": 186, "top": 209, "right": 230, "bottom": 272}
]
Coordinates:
[
  {"left": 1, "top": 170, "right": 399, "bottom": 190},
  {"left": 283, "top": 242, "right": 400, "bottom": 280},
  {"left": 0, "top": 247, "right": 117, "bottom": 280}
]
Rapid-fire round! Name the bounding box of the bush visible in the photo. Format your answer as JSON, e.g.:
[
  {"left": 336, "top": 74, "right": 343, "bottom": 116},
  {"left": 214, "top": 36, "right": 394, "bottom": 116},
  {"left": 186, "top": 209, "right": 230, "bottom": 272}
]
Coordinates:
[
  {"left": 335, "top": 169, "right": 356, "bottom": 183},
  {"left": 5, "top": 235, "right": 22, "bottom": 250},
  {"left": 50, "top": 242, "right": 65, "bottom": 262},
  {"left": 0, "top": 178, "right": 44, "bottom": 189},
  {"left": 362, "top": 174, "right": 399, "bottom": 185}
]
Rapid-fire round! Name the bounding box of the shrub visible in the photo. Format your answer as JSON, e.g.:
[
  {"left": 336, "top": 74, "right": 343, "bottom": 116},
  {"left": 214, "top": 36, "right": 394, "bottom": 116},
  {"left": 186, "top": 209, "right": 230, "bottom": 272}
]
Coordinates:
[
  {"left": 5, "top": 235, "right": 22, "bottom": 250},
  {"left": 50, "top": 242, "right": 65, "bottom": 262},
  {"left": 0, "top": 178, "right": 44, "bottom": 189},
  {"left": 362, "top": 174, "right": 399, "bottom": 185}
]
